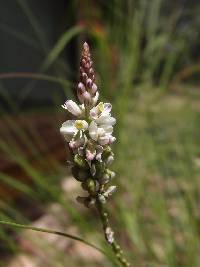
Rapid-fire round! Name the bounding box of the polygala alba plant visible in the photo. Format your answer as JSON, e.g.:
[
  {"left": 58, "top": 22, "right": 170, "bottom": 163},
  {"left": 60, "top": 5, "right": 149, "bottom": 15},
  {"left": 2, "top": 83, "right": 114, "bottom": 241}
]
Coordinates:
[{"left": 60, "top": 42, "right": 131, "bottom": 267}]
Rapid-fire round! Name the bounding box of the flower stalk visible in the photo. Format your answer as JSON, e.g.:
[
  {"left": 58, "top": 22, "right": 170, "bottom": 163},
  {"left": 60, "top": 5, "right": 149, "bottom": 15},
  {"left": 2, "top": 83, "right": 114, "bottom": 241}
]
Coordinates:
[{"left": 60, "top": 42, "right": 131, "bottom": 266}]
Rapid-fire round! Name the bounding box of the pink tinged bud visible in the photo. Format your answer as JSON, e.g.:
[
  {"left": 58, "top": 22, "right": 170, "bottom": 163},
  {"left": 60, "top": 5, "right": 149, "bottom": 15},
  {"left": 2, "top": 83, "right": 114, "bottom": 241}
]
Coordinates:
[
  {"left": 69, "top": 141, "right": 76, "bottom": 149},
  {"left": 91, "top": 83, "right": 97, "bottom": 94},
  {"left": 81, "top": 59, "right": 86, "bottom": 65},
  {"left": 86, "top": 78, "right": 93, "bottom": 88},
  {"left": 82, "top": 72, "right": 88, "bottom": 81},
  {"left": 91, "top": 91, "right": 99, "bottom": 106},
  {"left": 77, "top": 92, "right": 84, "bottom": 103},
  {"left": 82, "top": 91, "right": 91, "bottom": 101},
  {"left": 86, "top": 149, "right": 95, "bottom": 161},
  {"left": 85, "top": 62, "right": 90, "bottom": 69},
  {"left": 95, "top": 145, "right": 103, "bottom": 161},
  {"left": 83, "top": 42, "right": 89, "bottom": 52},
  {"left": 78, "top": 82, "right": 86, "bottom": 92},
  {"left": 99, "top": 136, "right": 110, "bottom": 145},
  {"left": 89, "top": 68, "right": 94, "bottom": 75},
  {"left": 109, "top": 136, "right": 116, "bottom": 144}
]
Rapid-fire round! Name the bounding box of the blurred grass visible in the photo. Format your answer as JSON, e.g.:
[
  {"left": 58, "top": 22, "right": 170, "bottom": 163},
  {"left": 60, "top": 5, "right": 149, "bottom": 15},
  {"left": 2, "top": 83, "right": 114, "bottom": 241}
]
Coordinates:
[
  {"left": 0, "top": 0, "right": 199, "bottom": 266},
  {"left": 114, "top": 86, "right": 199, "bottom": 267}
]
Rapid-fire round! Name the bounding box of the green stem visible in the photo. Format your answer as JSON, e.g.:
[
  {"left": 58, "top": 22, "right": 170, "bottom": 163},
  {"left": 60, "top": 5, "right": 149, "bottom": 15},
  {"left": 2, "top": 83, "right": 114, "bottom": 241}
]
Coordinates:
[
  {"left": 0, "top": 220, "right": 106, "bottom": 256},
  {"left": 96, "top": 200, "right": 131, "bottom": 267}
]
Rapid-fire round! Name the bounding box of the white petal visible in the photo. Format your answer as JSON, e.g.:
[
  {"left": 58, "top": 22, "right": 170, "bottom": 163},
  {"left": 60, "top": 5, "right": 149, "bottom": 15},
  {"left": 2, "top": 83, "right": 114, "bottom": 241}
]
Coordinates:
[
  {"left": 60, "top": 120, "right": 77, "bottom": 141},
  {"left": 103, "top": 103, "right": 112, "bottom": 114},
  {"left": 98, "top": 135, "right": 110, "bottom": 145},
  {"left": 96, "top": 115, "right": 116, "bottom": 125},
  {"left": 62, "top": 100, "right": 82, "bottom": 116},
  {"left": 97, "top": 127, "right": 105, "bottom": 136},
  {"left": 89, "top": 121, "right": 98, "bottom": 141},
  {"left": 101, "top": 125, "right": 113, "bottom": 135},
  {"left": 82, "top": 120, "right": 89, "bottom": 130},
  {"left": 90, "top": 106, "right": 98, "bottom": 120},
  {"left": 96, "top": 145, "right": 103, "bottom": 161},
  {"left": 91, "top": 91, "right": 99, "bottom": 105},
  {"left": 106, "top": 155, "right": 114, "bottom": 165},
  {"left": 104, "top": 186, "right": 117, "bottom": 197}
]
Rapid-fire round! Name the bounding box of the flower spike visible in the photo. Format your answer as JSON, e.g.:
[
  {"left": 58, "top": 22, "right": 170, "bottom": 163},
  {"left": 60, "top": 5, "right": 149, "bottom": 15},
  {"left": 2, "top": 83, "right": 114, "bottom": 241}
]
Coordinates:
[
  {"left": 60, "top": 42, "right": 131, "bottom": 267},
  {"left": 77, "top": 42, "right": 98, "bottom": 104}
]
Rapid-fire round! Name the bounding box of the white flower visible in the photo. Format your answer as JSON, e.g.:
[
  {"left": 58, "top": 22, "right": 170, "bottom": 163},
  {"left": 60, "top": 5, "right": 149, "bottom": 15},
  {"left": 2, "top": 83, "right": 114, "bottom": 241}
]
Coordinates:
[
  {"left": 90, "top": 102, "right": 116, "bottom": 126},
  {"left": 105, "top": 227, "right": 114, "bottom": 244},
  {"left": 89, "top": 121, "right": 115, "bottom": 145},
  {"left": 106, "top": 155, "right": 114, "bottom": 165},
  {"left": 91, "top": 91, "right": 99, "bottom": 106},
  {"left": 86, "top": 142, "right": 103, "bottom": 162},
  {"left": 69, "top": 136, "right": 86, "bottom": 149},
  {"left": 62, "top": 100, "right": 84, "bottom": 116},
  {"left": 95, "top": 145, "right": 103, "bottom": 161},
  {"left": 60, "top": 120, "right": 88, "bottom": 142},
  {"left": 103, "top": 186, "right": 117, "bottom": 198}
]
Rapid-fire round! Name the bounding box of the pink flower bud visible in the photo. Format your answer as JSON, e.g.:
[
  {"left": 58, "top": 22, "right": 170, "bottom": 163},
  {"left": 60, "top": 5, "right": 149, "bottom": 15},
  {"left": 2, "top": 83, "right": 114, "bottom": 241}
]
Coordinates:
[
  {"left": 86, "top": 78, "right": 93, "bottom": 88},
  {"left": 69, "top": 141, "right": 76, "bottom": 149},
  {"left": 78, "top": 82, "right": 86, "bottom": 92},
  {"left": 86, "top": 149, "right": 95, "bottom": 161},
  {"left": 85, "top": 62, "right": 90, "bottom": 69},
  {"left": 81, "top": 59, "right": 86, "bottom": 65},
  {"left": 77, "top": 91, "right": 84, "bottom": 103},
  {"left": 89, "top": 68, "right": 94, "bottom": 75},
  {"left": 82, "top": 72, "right": 88, "bottom": 81},
  {"left": 109, "top": 136, "right": 116, "bottom": 144},
  {"left": 82, "top": 91, "right": 91, "bottom": 101},
  {"left": 91, "top": 83, "right": 97, "bottom": 94}
]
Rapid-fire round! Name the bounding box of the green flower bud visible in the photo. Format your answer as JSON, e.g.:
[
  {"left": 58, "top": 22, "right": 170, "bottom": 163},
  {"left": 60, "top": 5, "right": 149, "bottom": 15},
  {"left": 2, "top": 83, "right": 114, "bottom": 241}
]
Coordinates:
[
  {"left": 71, "top": 166, "right": 88, "bottom": 181},
  {"left": 99, "top": 169, "right": 115, "bottom": 185},
  {"left": 94, "top": 161, "right": 105, "bottom": 179},
  {"left": 74, "top": 154, "right": 88, "bottom": 169},
  {"left": 81, "top": 182, "right": 88, "bottom": 191},
  {"left": 86, "top": 178, "right": 96, "bottom": 194},
  {"left": 76, "top": 196, "right": 96, "bottom": 208},
  {"left": 102, "top": 146, "right": 112, "bottom": 160},
  {"left": 107, "top": 169, "right": 116, "bottom": 179},
  {"left": 99, "top": 173, "right": 110, "bottom": 185},
  {"left": 98, "top": 194, "right": 106, "bottom": 204},
  {"left": 103, "top": 185, "right": 117, "bottom": 197}
]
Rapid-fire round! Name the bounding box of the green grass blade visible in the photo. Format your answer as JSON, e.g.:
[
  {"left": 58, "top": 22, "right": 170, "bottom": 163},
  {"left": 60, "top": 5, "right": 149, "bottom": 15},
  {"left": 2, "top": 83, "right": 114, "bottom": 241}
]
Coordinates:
[
  {"left": 0, "top": 220, "right": 107, "bottom": 257},
  {"left": 41, "top": 26, "right": 84, "bottom": 71}
]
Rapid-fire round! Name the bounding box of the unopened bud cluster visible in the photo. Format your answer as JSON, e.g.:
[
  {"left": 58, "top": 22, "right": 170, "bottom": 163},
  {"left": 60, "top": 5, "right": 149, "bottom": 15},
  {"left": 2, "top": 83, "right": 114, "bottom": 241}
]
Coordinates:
[
  {"left": 77, "top": 43, "right": 98, "bottom": 105},
  {"left": 60, "top": 42, "right": 116, "bottom": 208}
]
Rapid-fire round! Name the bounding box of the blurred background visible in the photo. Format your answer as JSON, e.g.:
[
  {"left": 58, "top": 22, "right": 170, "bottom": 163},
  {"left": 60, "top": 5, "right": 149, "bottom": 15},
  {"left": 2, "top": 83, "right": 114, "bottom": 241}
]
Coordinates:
[{"left": 0, "top": 0, "right": 199, "bottom": 266}]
